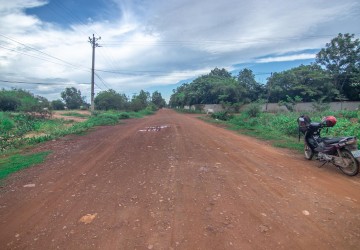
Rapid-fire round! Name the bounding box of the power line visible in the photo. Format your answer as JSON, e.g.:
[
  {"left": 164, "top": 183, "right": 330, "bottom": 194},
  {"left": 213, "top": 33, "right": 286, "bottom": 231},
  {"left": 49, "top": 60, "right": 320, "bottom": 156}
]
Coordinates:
[
  {"left": 94, "top": 72, "right": 111, "bottom": 89},
  {"left": 0, "top": 79, "right": 73, "bottom": 85},
  {"left": 0, "top": 44, "right": 88, "bottom": 71},
  {"left": 52, "top": 1, "right": 101, "bottom": 37},
  {"left": 0, "top": 34, "right": 90, "bottom": 71}
]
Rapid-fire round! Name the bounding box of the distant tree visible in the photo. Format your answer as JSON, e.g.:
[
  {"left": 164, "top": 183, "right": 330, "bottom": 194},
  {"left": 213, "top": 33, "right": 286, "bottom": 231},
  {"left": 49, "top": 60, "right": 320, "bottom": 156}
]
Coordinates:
[
  {"left": 51, "top": 99, "right": 65, "bottom": 110},
  {"left": 265, "top": 64, "right": 336, "bottom": 102},
  {"left": 61, "top": 87, "right": 85, "bottom": 109},
  {"left": 316, "top": 33, "right": 360, "bottom": 100},
  {"left": 237, "top": 69, "right": 265, "bottom": 102},
  {"left": 0, "top": 92, "right": 20, "bottom": 111},
  {"left": 278, "top": 95, "right": 303, "bottom": 112},
  {"left": 169, "top": 68, "right": 245, "bottom": 107},
  {"left": 130, "top": 90, "right": 150, "bottom": 111},
  {"left": 94, "top": 89, "right": 128, "bottom": 110},
  {"left": 169, "top": 84, "right": 189, "bottom": 108},
  {"left": 209, "top": 67, "right": 232, "bottom": 78},
  {"left": 0, "top": 88, "right": 50, "bottom": 114},
  {"left": 151, "top": 91, "right": 166, "bottom": 108}
]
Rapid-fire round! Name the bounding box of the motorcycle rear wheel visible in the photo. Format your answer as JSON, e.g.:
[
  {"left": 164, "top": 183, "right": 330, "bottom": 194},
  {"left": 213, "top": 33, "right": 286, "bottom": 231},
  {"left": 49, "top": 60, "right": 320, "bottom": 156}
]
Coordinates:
[
  {"left": 304, "top": 143, "right": 314, "bottom": 160},
  {"left": 337, "top": 149, "right": 359, "bottom": 176}
]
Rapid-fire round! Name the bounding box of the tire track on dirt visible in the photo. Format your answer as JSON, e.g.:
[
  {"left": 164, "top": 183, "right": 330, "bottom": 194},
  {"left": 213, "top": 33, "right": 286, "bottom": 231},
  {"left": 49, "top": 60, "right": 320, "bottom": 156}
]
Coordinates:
[{"left": 0, "top": 109, "right": 359, "bottom": 249}]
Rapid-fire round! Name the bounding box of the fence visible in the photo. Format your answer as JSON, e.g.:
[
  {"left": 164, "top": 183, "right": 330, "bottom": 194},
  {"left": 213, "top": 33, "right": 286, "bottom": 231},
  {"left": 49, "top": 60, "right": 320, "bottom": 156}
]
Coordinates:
[{"left": 183, "top": 102, "right": 360, "bottom": 113}]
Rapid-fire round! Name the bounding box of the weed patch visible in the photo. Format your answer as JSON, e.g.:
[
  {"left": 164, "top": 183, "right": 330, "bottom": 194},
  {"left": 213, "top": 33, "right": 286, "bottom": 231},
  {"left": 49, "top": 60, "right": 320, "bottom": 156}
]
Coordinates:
[
  {"left": 207, "top": 110, "right": 360, "bottom": 151},
  {"left": 0, "top": 151, "right": 51, "bottom": 180},
  {"left": 61, "top": 112, "right": 89, "bottom": 118}
]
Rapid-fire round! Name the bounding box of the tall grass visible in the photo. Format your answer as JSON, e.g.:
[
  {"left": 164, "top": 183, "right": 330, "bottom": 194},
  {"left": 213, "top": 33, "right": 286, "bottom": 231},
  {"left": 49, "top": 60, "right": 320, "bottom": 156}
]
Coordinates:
[{"left": 224, "top": 110, "right": 360, "bottom": 151}]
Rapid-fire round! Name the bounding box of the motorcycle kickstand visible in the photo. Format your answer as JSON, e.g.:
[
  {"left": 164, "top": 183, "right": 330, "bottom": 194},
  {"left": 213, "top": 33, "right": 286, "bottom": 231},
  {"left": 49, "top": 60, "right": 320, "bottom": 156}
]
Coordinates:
[{"left": 318, "top": 161, "right": 327, "bottom": 168}]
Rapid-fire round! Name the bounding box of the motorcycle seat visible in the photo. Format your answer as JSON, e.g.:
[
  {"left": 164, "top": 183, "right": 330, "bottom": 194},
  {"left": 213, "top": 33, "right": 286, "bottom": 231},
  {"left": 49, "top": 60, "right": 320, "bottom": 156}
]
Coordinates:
[
  {"left": 309, "top": 122, "right": 321, "bottom": 128},
  {"left": 322, "top": 136, "right": 356, "bottom": 144}
]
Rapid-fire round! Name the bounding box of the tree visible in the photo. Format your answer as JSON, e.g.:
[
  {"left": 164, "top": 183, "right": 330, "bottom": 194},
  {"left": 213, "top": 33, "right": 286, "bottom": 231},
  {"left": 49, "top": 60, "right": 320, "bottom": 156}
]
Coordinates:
[
  {"left": 169, "top": 84, "right": 189, "bottom": 108},
  {"left": 278, "top": 95, "right": 303, "bottom": 112},
  {"left": 169, "top": 68, "right": 246, "bottom": 107},
  {"left": 130, "top": 90, "right": 150, "bottom": 111},
  {"left": 209, "top": 67, "right": 232, "bottom": 78},
  {"left": 0, "top": 88, "right": 50, "bottom": 114},
  {"left": 94, "top": 89, "right": 128, "bottom": 110},
  {"left": 151, "top": 91, "right": 166, "bottom": 108},
  {"left": 237, "top": 69, "right": 265, "bottom": 102},
  {"left": 265, "top": 64, "right": 336, "bottom": 102},
  {"left": 316, "top": 33, "right": 360, "bottom": 100},
  {"left": 51, "top": 99, "right": 65, "bottom": 110},
  {"left": 0, "top": 93, "right": 20, "bottom": 111},
  {"left": 61, "top": 87, "right": 85, "bottom": 109}
]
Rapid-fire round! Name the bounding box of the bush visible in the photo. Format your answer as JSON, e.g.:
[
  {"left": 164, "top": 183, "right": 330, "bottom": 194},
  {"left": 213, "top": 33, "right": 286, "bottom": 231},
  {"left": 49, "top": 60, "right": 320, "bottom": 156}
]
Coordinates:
[
  {"left": 146, "top": 103, "right": 158, "bottom": 112},
  {"left": 0, "top": 95, "right": 20, "bottom": 111},
  {"left": 245, "top": 103, "right": 261, "bottom": 117},
  {"left": 51, "top": 99, "right": 65, "bottom": 110},
  {"left": 119, "top": 113, "right": 130, "bottom": 119},
  {"left": 88, "top": 113, "right": 120, "bottom": 126},
  {"left": 312, "top": 98, "right": 330, "bottom": 112},
  {"left": 211, "top": 111, "right": 233, "bottom": 121},
  {"left": 0, "top": 112, "right": 14, "bottom": 131}
]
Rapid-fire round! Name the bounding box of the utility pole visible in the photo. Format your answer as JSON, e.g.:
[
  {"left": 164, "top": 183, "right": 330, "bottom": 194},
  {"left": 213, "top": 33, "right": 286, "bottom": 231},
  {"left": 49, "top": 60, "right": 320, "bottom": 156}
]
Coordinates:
[
  {"left": 88, "top": 34, "right": 101, "bottom": 112},
  {"left": 266, "top": 72, "right": 273, "bottom": 111}
]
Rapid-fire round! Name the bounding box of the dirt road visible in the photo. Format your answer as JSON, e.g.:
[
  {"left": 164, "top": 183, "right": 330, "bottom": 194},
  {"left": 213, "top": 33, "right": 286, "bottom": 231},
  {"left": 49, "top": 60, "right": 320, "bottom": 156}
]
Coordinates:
[{"left": 1, "top": 109, "right": 359, "bottom": 249}]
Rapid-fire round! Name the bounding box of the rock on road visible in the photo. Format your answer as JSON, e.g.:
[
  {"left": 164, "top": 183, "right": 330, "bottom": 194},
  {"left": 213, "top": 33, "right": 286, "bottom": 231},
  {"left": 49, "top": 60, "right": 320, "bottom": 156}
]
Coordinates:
[{"left": 0, "top": 109, "right": 359, "bottom": 249}]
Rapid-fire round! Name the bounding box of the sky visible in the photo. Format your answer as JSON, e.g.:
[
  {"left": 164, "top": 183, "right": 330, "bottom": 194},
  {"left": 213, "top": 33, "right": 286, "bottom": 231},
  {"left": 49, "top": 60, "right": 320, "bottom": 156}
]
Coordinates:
[{"left": 0, "top": 0, "right": 360, "bottom": 102}]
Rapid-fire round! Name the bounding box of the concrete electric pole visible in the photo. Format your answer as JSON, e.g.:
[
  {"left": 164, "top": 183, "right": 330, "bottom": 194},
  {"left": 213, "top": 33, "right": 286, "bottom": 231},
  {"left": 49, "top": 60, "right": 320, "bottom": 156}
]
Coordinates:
[{"left": 88, "top": 34, "right": 101, "bottom": 112}]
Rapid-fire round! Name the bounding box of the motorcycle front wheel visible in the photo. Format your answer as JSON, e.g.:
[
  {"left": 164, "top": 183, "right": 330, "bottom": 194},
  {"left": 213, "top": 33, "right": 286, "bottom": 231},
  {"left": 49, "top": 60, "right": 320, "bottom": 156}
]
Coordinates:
[
  {"left": 304, "top": 143, "right": 314, "bottom": 160},
  {"left": 337, "top": 149, "right": 359, "bottom": 176}
]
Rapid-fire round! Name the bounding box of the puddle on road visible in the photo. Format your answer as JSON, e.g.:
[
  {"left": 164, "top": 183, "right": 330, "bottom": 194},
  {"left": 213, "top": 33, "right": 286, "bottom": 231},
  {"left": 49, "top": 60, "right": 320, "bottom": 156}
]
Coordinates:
[{"left": 139, "top": 125, "right": 170, "bottom": 132}]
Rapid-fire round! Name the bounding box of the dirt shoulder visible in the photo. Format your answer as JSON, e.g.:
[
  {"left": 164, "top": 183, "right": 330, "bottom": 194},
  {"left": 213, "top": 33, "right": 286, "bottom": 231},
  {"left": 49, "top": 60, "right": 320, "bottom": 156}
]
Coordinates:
[{"left": 0, "top": 109, "right": 359, "bottom": 249}]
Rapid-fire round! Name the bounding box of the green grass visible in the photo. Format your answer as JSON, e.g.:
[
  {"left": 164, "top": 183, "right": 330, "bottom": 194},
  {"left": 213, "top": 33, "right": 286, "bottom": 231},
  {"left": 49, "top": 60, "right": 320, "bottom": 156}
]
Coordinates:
[
  {"left": 0, "top": 109, "right": 157, "bottom": 179},
  {"left": 0, "top": 151, "right": 51, "bottom": 180},
  {"left": 206, "top": 110, "right": 360, "bottom": 152},
  {"left": 61, "top": 112, "right": 89, "bottom": 118},
  {"left": 1, "top": 109, "right": 155, "bottom": 153}
]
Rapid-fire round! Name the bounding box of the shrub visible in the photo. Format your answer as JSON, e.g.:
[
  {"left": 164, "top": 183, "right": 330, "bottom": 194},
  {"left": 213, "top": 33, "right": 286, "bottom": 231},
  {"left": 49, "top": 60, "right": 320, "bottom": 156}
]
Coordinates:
[
  {"left": 245, "top": 103, "right": 261, "bottom": 117},
  {"left": 312, "top": 98, "right": 330, "bottom": 112},
  {"left": 0, "top": 95, "right": 20, "bottom": 111},
  {"left": 0, "top": 113, "right": 14, "bottom": 131},
  {"left": 119, "top": 113, "right": 130, "bottom": 119},
  {"left": 211, "top": 111, "right": 233, "bottom": 121},
  {"left": 51, "top": 99, "right": 65, "bottom": 110}
]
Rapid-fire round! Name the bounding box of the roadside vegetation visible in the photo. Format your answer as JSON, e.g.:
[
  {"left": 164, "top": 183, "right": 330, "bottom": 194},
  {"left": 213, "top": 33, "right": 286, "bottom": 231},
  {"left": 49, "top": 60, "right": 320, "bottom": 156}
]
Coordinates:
[
  {"left": 206, "top": 107, "right": 360, "bottom": 151},
  {"left": 171, "top": 34, "right": 360, "bottom": 151},
  {"left": 0, "top": 87, "right": 166, "bottom": 180},
  {"left": 169, "top": 34, "right": 359, "bottom": 108},
  {"left": 0, "top": 151, "right": 51, "bottom": 180}
]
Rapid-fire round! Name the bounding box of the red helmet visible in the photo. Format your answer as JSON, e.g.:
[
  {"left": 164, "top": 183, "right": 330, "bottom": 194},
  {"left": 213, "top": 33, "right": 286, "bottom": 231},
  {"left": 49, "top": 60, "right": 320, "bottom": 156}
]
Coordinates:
[{"left": 322, "top": 116, "right": 337, "bottom": 127}]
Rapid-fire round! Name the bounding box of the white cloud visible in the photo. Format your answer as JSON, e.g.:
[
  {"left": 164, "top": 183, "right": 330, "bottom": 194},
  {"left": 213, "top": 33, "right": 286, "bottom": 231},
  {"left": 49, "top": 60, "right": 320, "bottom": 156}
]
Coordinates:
[
  {"left": 256, "top": 53, "right": 316, "bottom": 63},
  {"left": 0, "top": 0, "right": 359, "bottom": 101}
]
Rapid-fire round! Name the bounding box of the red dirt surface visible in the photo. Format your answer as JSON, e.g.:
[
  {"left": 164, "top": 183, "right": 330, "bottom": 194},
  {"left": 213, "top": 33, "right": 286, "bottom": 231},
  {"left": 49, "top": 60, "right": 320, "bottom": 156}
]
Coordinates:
[{"left": 0, "top": 109, "right": 359, "bottom": 249}]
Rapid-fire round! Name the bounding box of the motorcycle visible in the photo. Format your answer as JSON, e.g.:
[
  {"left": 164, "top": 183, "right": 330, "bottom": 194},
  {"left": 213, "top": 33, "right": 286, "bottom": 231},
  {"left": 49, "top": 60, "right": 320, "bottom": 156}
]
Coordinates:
[{"left": 298, "top": 115, "right": 360, "bottom": 176}]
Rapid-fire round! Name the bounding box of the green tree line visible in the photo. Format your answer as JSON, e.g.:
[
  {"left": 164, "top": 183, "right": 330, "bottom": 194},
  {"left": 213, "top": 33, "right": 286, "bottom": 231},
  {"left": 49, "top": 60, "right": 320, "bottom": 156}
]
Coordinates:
[
  {"left": 0, "top": 87, "right": 166, "bottom": 112},
  {"left": 169, "top": 33, "right": 360, "bottom": 107}
]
